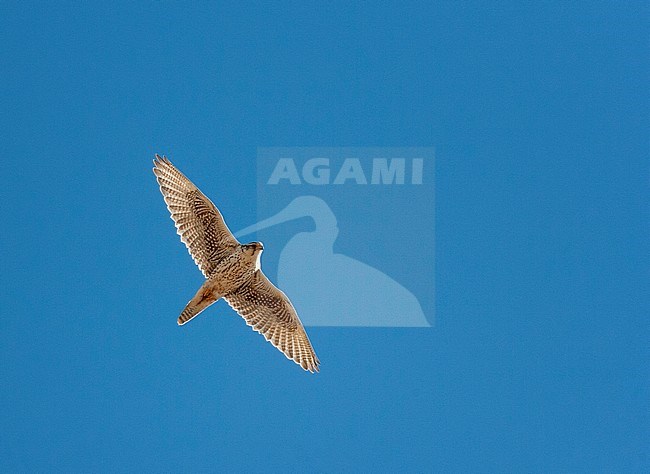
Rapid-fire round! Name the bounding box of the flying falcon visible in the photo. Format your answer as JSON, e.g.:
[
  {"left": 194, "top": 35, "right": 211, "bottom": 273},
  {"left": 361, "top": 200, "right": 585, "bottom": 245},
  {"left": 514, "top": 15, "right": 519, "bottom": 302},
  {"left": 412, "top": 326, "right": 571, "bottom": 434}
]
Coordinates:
[{"left": 153, "top": 155, "right": 320, "bottom": 373}]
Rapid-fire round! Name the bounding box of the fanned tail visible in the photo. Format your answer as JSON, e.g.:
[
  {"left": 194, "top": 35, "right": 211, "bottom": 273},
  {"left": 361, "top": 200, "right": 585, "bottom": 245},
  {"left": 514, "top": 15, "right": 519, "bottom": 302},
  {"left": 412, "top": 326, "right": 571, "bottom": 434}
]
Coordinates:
[{"left": 178, "top": 280, "right": 221, "bottom": 325}]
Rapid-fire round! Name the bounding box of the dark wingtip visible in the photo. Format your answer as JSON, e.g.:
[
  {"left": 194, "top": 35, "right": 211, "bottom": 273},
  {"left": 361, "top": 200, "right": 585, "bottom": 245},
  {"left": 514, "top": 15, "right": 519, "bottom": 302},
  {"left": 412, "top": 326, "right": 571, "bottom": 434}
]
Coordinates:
[
  {"left": 301, "top": 358, "right": 320, "bottom": 374},
  {"left": 153, "top": 154, "right": 172, "bottom": 172}
]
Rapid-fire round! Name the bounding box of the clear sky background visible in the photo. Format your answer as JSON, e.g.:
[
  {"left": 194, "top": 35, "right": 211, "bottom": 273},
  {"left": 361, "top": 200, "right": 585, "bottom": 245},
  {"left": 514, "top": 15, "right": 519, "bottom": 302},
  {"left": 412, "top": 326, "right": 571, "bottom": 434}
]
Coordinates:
[{"left": 1, "top": 2, "right": 647, "bottom": 472}]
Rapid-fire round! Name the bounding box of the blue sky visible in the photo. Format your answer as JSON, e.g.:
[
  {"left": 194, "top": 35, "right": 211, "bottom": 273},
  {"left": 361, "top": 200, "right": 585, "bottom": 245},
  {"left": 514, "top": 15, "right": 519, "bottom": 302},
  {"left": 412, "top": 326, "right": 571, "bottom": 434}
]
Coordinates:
[{"left": 1, "top": 2, "right": 648, "bottom": 472}]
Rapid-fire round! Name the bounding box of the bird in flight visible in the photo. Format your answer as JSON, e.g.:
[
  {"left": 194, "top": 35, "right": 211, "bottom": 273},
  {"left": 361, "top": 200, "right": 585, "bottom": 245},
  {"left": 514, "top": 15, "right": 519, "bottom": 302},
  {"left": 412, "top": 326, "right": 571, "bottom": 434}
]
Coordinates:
[{"left": 153, "top": 155, "right": 320, "bottom": 372}]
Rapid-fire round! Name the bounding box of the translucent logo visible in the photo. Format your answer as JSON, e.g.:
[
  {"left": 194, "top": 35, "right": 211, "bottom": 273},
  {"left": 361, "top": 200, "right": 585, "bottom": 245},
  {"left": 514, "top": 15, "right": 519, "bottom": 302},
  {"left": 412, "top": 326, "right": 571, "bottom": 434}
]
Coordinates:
[{"left": 235, "top": 147, "right": 434, "bottom": 327}]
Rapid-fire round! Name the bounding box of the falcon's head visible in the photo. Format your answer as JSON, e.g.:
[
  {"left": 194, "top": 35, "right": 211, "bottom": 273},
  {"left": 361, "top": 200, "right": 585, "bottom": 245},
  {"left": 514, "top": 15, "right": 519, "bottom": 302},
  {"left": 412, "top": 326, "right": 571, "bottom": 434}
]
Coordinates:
[
  {"left": 243, "top": 242, "right": 264, "bottom": 270},
  {"left": 242, "top": 241, "right": 264, "bottom": 256}
]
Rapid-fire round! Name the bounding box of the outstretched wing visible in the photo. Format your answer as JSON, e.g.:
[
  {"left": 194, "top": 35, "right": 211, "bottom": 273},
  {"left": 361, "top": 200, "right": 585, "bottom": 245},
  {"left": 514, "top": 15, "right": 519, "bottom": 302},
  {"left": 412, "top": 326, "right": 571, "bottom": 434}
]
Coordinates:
[
  {"left": 225, "top": 270, "right": 320, "bottom": 373},
  {"left": 153, "top": 155, "right": 239, "bottom": 277}
]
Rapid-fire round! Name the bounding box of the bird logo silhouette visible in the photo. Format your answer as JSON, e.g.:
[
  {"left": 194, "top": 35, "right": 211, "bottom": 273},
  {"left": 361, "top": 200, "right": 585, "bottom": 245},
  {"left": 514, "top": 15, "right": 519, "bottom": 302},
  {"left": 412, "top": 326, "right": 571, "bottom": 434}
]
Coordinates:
[{"left": 236, "top": 196, "right": 429, "bottom": 327}]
